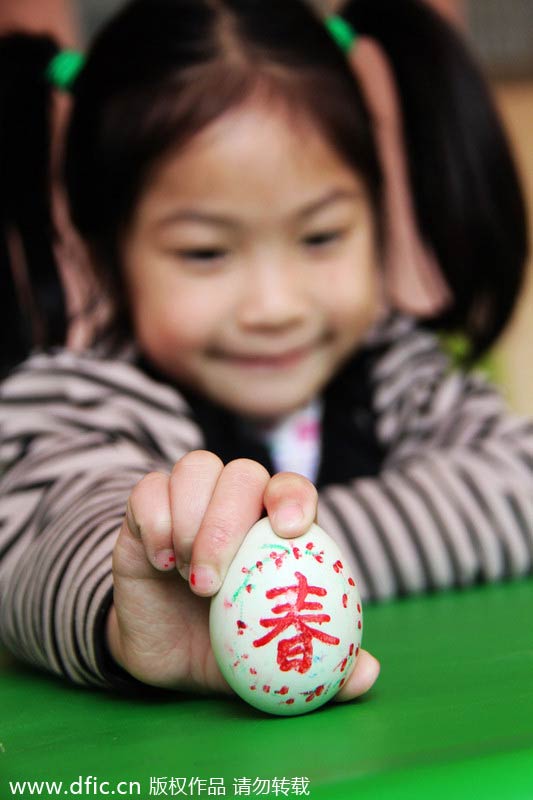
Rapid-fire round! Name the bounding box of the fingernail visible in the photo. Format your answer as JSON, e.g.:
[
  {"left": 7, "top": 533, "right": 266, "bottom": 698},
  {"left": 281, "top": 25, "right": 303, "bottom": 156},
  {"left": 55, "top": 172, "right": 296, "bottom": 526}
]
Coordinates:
[
  {"left": 154, "top": 549, "right": 176, "bottom": 571},
  {"left": 272, "top": 502, "right": 304, "bottom": 535},
  {"left": 190, "top": 565, "right": 221, "bottom": 595},
  {"left": 177, "top": 562, "right": 190, "bottom": 581}
]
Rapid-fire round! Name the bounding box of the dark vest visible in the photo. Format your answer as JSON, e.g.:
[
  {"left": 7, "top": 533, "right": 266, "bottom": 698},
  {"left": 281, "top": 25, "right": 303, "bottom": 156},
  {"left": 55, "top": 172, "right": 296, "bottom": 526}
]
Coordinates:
[{"left": 139, "top": 348, "right": 385, "bottom": 489}]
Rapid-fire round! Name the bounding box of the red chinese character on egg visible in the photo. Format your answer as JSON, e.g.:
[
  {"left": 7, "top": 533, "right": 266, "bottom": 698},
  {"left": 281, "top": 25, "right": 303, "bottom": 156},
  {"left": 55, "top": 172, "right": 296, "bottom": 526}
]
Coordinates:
[{"left": 253, "top": 571, "right": 340, "bottom": 674}]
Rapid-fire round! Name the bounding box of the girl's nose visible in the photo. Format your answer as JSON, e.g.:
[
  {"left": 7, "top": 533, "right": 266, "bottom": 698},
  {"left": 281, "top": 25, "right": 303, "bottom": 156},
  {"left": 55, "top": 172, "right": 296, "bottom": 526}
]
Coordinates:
[{"left": 236, "top": 257, "right": 308, "bottom": 330}]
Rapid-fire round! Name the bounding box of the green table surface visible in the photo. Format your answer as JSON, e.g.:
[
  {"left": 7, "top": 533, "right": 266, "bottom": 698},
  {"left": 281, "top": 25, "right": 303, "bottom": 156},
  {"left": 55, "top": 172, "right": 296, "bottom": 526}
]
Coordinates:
[{"left": 1, "top": 579, "right": 533, "bottom": 800}]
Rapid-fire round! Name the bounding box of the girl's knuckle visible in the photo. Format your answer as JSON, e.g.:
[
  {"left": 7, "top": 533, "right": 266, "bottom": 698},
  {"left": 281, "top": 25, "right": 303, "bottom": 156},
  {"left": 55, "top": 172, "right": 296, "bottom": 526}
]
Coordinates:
[
  {"left": 131, "top": 471, "right": 164, "bottom": 504},
  {"left": 171, "top": 450, "right": 223, "bottom": 481},
  {"left": 129, "top": 473, "right": 170, "bottom": 535},
  {"left": 226, "top": 458, "right": 270, "bottom": 487}
]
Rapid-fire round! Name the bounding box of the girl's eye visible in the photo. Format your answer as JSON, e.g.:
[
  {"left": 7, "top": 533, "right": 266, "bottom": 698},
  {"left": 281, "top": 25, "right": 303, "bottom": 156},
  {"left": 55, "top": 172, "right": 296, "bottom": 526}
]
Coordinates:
[
  {"left": 303, "top": 230, "right": 343, "bottom": 248},
  {"left": 178, "top": 248, "right": 227, "bottom": 262}
]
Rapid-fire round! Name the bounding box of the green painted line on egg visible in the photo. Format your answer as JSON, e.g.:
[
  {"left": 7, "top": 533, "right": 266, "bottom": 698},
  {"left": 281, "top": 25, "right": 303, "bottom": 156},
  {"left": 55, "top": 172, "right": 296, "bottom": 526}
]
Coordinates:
[{"left": 260, "top": 543, "right": 290, "bottom": 552}]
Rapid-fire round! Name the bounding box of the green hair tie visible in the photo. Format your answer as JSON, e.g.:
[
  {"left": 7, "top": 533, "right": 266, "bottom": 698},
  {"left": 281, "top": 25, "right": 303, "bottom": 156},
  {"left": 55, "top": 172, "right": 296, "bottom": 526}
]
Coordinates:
[
  {"left": 46, "top": 50, "right": 85, "bottom": 91},
  {"left": 325, "top": 15, "right": 358, "bottom": 54}
]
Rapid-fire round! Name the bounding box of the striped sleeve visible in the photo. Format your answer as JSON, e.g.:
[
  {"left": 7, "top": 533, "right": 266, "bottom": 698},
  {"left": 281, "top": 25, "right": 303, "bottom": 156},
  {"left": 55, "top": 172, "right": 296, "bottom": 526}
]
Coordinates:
[
  {"left": 318, "top": 319, "right": 533, "bottom": 602},
  {"left": 0, "top": 349, "right": 203, "bottom": 687}
]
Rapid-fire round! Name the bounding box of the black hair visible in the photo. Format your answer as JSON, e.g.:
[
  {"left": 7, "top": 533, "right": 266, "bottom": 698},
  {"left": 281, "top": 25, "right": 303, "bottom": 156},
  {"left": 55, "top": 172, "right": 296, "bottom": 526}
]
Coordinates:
[
  {"left": 0, "top": 33, "right": 66, "bottom": 376},
  {"left": 64, "top": 0, "right": 381, "bottom": 343},
  {"left": 343, "top": 0, "right": 528, "bottom": 357},
  {"left": 0, "top": 0, "right": 528, "bottom": 377}
]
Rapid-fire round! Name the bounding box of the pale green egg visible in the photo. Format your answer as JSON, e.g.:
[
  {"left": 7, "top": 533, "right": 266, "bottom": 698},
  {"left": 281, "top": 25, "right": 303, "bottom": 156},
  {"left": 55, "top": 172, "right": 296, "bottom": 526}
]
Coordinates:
[{"left": 209, "top": 518, "right": 362, "bottom": 716}]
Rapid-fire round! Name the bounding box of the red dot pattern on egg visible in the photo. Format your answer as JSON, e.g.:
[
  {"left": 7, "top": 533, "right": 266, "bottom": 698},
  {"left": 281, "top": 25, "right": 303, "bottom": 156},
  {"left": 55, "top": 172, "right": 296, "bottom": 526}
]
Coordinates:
[
  {"left": 304, "top": 684, "right": 325, "bottom": 703},
  {"left": 215, "top": 520, "right": 363, "bottom": 714},
  {"left": 269, "top": 551, "right": 287, "bottom": 569}
]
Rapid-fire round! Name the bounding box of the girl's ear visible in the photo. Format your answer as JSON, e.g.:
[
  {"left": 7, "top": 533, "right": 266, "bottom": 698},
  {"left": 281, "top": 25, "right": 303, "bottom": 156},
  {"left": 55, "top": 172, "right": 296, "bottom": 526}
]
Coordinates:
[{"left": 349, "top": 36, "right": 453, "bottom": 317}]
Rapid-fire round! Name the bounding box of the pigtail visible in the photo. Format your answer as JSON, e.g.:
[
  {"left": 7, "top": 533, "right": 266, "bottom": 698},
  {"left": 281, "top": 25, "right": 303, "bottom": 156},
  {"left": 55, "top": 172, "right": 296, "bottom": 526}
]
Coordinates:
[
  {"left": 0, "top": 33, "right": 67, "bottom": 377},
  {"left": 343, "top": 0, "right": 528, "bottom": 359}
]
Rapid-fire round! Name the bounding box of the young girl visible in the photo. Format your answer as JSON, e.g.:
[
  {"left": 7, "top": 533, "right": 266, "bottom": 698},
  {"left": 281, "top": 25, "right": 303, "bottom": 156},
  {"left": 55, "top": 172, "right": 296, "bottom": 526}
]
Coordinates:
[{"left": 0, "top": 0, "right": 531, "bottom": 698}]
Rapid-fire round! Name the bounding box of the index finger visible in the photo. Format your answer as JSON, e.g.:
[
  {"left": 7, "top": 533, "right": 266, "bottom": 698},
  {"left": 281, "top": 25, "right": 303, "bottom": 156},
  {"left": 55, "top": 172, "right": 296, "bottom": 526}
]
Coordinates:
[{"left": 189, "top": 459, "right": 270, "bottom": 596}]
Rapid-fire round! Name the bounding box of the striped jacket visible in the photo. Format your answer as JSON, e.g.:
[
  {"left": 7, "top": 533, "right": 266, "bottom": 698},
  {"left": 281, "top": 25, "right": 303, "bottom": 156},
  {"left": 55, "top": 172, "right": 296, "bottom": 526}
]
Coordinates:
[{"left": 1, "top": 314, "right": 532, "bottom": 687}]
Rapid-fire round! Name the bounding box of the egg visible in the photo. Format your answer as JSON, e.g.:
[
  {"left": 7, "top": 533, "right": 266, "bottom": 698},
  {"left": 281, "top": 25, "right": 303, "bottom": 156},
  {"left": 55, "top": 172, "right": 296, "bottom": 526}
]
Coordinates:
[{"left": 209, "top": 518, "right": 362, "bottom": 716}]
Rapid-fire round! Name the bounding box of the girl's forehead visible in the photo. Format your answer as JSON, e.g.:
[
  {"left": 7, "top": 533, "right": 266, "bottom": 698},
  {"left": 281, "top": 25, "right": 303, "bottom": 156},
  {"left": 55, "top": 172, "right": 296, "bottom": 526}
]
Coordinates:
[{"left": 147, "top": 98, "right": 364, "bottom": 206}]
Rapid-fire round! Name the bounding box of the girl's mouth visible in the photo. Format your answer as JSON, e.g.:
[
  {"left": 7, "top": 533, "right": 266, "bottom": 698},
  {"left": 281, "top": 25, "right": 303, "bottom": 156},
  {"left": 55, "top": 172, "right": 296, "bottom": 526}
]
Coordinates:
[{"left": 213, "top": 342, "right": 320, "bottom": 371}]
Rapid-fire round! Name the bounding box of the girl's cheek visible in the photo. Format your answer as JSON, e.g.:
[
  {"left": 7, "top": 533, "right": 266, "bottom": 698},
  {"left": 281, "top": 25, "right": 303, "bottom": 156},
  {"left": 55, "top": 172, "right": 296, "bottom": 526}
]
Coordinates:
[
  {"left": 148, "top": 305, "right": 208, "bottom": 348},
  {"left": 137, "top": 286, "right": 225, "bottom": 353},
  {"left": 324, "top": 263, "right": 382, "bottom": 336}
]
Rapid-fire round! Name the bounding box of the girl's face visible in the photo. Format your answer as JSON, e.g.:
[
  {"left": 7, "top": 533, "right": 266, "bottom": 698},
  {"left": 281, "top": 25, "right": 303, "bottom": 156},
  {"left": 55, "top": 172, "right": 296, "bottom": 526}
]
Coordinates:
[{"left": 123, "top": 97, "right": 383, "bottom": 422}]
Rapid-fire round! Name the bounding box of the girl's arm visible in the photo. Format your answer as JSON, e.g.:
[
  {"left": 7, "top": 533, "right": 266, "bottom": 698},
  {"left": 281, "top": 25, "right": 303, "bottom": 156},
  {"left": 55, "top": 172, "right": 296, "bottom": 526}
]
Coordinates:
[
  {"left": 0, "top": 349, "right": 203, "bottom": 687},
  {"left": 318, "top": 316, "right": 533, "bottom": 601},
  {"left": 0, "top": 350, "right": 380, "bottom": 697}
]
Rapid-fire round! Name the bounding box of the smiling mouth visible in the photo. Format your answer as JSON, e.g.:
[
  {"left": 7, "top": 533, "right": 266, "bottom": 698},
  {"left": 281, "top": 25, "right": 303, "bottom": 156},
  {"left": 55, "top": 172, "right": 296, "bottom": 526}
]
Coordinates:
[{"left": 212, "top": 340, "right": 324, "bottom": 370}]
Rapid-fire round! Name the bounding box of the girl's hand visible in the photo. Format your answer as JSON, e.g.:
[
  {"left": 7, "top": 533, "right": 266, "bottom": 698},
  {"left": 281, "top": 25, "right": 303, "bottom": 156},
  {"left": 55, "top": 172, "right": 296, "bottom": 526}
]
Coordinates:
[{"left": 106, "top": 450, "right": 380, "bottom": 700}]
